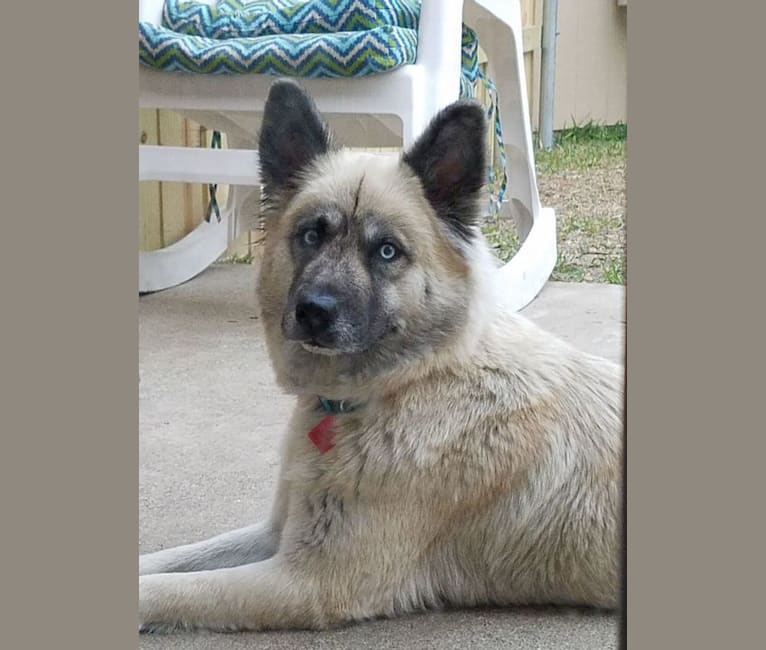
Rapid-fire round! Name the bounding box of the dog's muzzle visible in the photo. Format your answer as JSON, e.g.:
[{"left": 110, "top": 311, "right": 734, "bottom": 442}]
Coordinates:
[
  {"left": 283, "top": 288, "right": 344, "bottom": 350},
  {"left": 294, "top": 293, "right": 338, "bottom": 341}
]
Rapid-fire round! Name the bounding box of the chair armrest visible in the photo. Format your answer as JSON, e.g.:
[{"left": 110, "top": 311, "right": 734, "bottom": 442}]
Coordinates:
[{"left": 139, "top": 0, "right": 166, "bottom": 25}]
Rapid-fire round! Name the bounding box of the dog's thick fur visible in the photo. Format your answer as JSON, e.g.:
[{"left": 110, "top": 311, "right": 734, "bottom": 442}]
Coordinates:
[{"left": 139, "top": 80, "right": 623, "bottom": 633}]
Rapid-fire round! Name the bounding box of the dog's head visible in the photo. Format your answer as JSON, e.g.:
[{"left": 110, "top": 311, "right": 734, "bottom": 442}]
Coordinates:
[{"left": 255, "top": 80, "right": 492, "bottom": 396}]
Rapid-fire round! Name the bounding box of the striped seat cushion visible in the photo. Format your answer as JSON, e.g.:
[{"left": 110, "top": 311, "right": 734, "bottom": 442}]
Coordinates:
[
  {"left": 140, "top": 0, "right": 419, "bottom": 77},
  {"left": 139, "top": 20, "right": 417, "bottom": 77},
  {"left": 162, "top": 0, "right": 420, "bottom": 38}
]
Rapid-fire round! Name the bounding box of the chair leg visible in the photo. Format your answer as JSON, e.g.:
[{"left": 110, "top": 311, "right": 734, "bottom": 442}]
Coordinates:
[
  {"left": 492, "top": 149, "right": 557, "bottom": 313},
  {"left": 139, "top": 120, "right": 261, "bottom": 294},
  {"left": 139, "top": 215, "right": 230, "bottom": 294},
  {"left": 495, "top": 205, "right": 557, "bottom": 313},
  {"left": 139, "top": 183, "right": 260, "bottom": 294}
]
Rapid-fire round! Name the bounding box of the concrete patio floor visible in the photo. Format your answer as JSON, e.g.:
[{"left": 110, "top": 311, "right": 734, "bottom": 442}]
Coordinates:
[{"left": 139, "top": 263, "right": 624, "bottom": 649}]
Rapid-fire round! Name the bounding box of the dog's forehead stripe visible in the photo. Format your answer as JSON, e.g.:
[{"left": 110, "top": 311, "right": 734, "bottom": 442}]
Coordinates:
[
  {"left": 291, "top": 155, "right": 421, "bottom": 235},
  {"left": 302, "top": 151, "right": 417, "bottom": 213}
]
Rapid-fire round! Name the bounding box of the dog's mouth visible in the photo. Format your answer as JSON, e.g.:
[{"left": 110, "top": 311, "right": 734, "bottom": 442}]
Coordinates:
[
  {"left": 295, "top": 333, "right": 379, "bottom": 357},
  {"left": 284, "top": 315, "right": 399, "bottom": 359},
  {"left": 299, "top": 340, "right": 344, "bottom": 356}
]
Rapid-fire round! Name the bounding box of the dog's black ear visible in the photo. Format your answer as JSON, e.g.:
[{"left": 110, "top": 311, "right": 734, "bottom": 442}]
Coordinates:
[
  {"left": 402, "top": 101, "right": 487, "bottom": 241},
  {"left": 258, "top": 80, "right": 331, "bottom": 201}
]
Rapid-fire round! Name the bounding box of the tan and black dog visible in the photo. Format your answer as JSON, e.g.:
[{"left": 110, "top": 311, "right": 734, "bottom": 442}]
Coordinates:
[{"left": 139, "top": 80, "right": 623, "bottom": 633}]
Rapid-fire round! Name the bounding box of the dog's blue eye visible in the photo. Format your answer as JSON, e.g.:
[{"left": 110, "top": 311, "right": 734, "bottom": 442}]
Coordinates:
[
  {"left": 302, "top": 229, "right": 320, "bottom": 246},
  {"left": 378, "top": 243, "right": 398, "bottom": 261}
]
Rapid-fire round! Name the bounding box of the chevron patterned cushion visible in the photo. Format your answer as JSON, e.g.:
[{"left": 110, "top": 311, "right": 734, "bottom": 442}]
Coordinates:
[
  {"left": 142, "top": 0, "right": 422, "bottom": 78},
  {"left": 139, "top": 20, "right": 417, "bottom": 76},
  {"left": 163, "top": 0, "right": 420, "bottom": 38}
]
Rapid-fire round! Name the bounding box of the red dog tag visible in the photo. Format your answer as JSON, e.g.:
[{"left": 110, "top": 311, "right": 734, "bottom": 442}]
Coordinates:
[{"left": 308, "top": 415, "right": 335, "bottom": 454}]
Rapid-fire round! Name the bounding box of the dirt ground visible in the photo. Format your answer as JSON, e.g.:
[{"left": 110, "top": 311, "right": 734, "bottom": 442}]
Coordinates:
[
  {"left": 539, "top": 160, "right": 626, "bottom": 283},
  {"left": 483, "top": 131, "right": 627, "bottom": 284}
]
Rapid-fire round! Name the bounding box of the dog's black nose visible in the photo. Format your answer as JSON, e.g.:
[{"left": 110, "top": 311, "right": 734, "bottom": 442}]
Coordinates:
[{"left": 295, "top": 293, "right": 338, "bottom": 338}]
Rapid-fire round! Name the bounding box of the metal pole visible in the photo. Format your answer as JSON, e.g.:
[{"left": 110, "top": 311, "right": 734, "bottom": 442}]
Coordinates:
[{"left": 539, "top": 0, "right": 559, "bottom": 150}]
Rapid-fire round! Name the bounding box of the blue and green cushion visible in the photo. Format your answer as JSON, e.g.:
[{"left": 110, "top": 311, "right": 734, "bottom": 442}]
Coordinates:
[
  {"left": 141, "top": 0, "right": 421, "bottom": 76},
  {"left": 162, "top": 0, "right": 420, "bottom": 38},
  {"left": 139, "top": 21, "right": 417, "bottom": 76}
]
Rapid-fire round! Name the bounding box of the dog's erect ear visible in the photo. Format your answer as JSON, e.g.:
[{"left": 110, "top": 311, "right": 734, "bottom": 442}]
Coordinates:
[
  {"left": 258, "top": 80, "right": 331, "bottom": 201},
  {"left": 402, "top": 101, "right": 487, "bottom": 241}
]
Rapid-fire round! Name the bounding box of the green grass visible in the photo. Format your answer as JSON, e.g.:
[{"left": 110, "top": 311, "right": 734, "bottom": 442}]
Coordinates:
[
  {"left": 556, "top": 121, "right": 627, "bottom": 143},
  {"left": 552, "top": 257, "right": 587, "bottom": 282},
  {"left": 535, "top": 121, "right": 626, "bottom": 175},
  {"left": 602, "top": 256, "right": 626, "bottom": 285},
  {"left": 218, "top": 253, "right": 254, "bottom": 264},
  {"left": 558, "top": 214, "right": 624, "bottom": 238},
  {"left": 482, "top": 219, "right": 521, "bottom": 261}
]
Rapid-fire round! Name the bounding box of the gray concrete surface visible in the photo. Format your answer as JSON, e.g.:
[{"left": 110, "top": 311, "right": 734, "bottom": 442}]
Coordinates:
[{"left": 139, "top": 264, "right": 624, "bottom": 649}]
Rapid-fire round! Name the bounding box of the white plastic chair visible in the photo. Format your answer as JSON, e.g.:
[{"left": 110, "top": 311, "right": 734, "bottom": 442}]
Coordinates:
[{"left": 139, "top": 0, "right": 556, "bottom": 311}]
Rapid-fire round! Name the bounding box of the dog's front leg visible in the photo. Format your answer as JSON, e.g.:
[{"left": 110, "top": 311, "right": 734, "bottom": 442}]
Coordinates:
[
  {"left": 140, "top": 465, "right": 291, "bottom": 575},
  {"left": 139, "top": 520, "right": 281, "bottom": 575},
  {"left": 139, "top": 557, "right": 327, "bottom": 633}
]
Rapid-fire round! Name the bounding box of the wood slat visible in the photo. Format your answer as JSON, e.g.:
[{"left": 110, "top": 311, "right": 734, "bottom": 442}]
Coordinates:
[
  {"left": 522, "top": 25, "right": 541, "bottom": 53},
  {"left": 138, "top": 109, "right": 163, "bottom": 251},
  {"left": 157, "top": 111, "right": 190, "bottom": 248}
]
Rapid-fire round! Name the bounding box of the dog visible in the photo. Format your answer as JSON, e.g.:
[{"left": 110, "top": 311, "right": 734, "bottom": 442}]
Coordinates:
[{"left": 139, "top": 80, "right": 623, "bottom": 633}]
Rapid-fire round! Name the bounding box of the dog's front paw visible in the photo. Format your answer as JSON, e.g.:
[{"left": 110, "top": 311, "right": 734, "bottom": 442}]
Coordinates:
[
  {"left": 139, "top": 574, "right": 186, "bottom": 634},
  {"left": 138, "top": 554, "right": 157, "bottom": 577}
]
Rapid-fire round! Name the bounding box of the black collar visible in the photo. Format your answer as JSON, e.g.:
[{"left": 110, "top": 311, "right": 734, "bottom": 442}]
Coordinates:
[{"left": 317, "top": 397, "right": 359, "bottom": 414}]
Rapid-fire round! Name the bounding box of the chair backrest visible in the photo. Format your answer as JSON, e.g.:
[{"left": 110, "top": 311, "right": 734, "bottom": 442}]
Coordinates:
[
  {"left": 140, "top": 0, "right": 166, "bottom": 24},
  {"left": 414, "top": 0, "right": 464, "bottom": 121}
]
